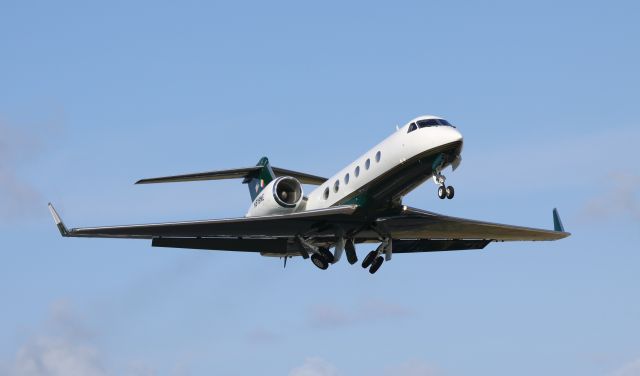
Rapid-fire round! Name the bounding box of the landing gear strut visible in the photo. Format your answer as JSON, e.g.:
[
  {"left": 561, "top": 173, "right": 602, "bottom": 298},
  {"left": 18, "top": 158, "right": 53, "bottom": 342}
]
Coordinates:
[
  {"left": 434, "top": 168, "right": 454, "bottom": 200},
  {"left": 297, "top": 236, "right": 335, "bottom": 271}
]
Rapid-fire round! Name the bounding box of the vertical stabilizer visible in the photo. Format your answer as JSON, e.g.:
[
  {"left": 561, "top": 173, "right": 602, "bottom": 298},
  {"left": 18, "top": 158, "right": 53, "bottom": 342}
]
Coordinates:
[{"left": 243, "top": 157, "right": 276, "bottom": 201}]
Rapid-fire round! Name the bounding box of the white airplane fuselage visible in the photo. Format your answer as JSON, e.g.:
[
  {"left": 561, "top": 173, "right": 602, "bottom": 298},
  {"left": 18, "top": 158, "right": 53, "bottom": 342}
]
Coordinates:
[
  {"left": 247, "top": 115, "right": 463, "bottom": 217},
  {"left": 48, "top": 113, "right": 568, "bottom": 275},
  {"left": 306, "top": 116, "right": 463, "bottom": 211}
]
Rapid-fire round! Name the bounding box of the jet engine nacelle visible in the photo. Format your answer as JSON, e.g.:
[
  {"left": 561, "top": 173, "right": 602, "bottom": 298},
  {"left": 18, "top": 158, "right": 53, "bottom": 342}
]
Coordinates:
[{"left": 246, "top": 176, "right": 304, "bottom": 217}]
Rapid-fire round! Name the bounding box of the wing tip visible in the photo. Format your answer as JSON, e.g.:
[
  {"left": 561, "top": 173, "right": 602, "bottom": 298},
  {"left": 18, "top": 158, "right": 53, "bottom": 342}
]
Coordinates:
[
  {"left": 552, "top": 208, "right": 565, "bottom": 233},
  {"left": 48, "top": 203, "right": 69, "bottom": 237}
]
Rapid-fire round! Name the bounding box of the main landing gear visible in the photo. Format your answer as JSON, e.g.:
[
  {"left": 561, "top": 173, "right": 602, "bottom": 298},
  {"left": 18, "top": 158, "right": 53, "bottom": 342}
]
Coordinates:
[
  {"left": 361, "top": 239, "right": 391, "bottom": 274},
  {"left": 433, "top": 169, "right": 454, "bottom": 200},
  {"left": 300, "top": 235, "right": 390, "bottom": 275},
  {"left": 310, "top": 247, "right": 334, "bottom": 270},
  {"left": 362, "top": 251, "right": 384, "bottom": 274}
]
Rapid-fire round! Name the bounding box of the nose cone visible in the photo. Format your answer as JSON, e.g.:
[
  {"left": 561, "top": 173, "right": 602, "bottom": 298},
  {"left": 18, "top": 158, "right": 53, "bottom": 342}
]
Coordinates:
[
  {"left": 438, "top": 125, "right": 463, "bottom": 145},
  {"left": 450, "top": 127, "right": 463, "bottom": 143},
  {"left": 408, "top": 124, "right": 464, "bottom": 156}
]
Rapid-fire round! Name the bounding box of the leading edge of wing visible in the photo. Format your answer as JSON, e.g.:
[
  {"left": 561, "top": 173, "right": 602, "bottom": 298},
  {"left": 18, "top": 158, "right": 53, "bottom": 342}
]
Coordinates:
[
  {"left": 377, "top": 207, "right": 571, "bottom": 241},
  {"left": 47, "top": 203, "right": 358, "bottom": 239}
]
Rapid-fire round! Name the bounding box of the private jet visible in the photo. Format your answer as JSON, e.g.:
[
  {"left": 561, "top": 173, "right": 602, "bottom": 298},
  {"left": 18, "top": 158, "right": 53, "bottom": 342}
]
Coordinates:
[{"left": 49, "top": 115, "right": 570, "bottom": 274}]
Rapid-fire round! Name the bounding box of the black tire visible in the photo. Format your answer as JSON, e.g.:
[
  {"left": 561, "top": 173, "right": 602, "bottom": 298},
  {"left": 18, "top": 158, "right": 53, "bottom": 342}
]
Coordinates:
[
  {"left": 361, "top": 251, "right": 377, "bottom": 268},
  {"left": 438, "top": 185, "right": 446, "bottom": 199},
  {"left": 319, "top": 248, "right": 334, "bottom": 263},
  {"left": 369, "top": 256, "right": 384, "bottom": 274},
  {"left": 345, "top": 239, "right": 358, "bottom": 265},
  {"left": 446, "top": 185, "right": 455, "bottom": 199},
  {"left": 311, "top": 254, "right": 329, "bottom": 270}
]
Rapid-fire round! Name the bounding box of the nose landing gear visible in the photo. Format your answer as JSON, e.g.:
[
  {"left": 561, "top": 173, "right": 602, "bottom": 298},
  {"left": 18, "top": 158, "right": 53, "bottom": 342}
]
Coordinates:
[
  {"left": 437, "top": 184, "right": 454, "bottom": 199},
  {"left": 434, "top": 169, "right": 454, "bottom": 200}
]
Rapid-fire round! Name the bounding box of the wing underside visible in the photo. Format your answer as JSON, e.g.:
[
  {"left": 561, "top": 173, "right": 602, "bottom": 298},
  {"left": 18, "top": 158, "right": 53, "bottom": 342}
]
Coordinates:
[
  {"left": 49, "top": 204, "right": 359, "bottom": 239},
  {"left": 48, "top": 204, "right": 569, "bottom": 254},
  {"left": 376, "top": 207, "right": 570, "bottom": 242}
]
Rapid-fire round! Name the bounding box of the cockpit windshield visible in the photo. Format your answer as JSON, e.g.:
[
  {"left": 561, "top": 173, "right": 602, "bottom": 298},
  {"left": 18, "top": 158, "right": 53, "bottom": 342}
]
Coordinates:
[{"left": 408, "top": 118, "right": 454, "bottom": 133}]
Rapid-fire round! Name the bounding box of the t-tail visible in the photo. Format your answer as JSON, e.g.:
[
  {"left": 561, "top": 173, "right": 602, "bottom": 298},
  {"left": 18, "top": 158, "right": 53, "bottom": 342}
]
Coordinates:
[{"left": 242, "top": 157, "right": 276, "bottom": 201}]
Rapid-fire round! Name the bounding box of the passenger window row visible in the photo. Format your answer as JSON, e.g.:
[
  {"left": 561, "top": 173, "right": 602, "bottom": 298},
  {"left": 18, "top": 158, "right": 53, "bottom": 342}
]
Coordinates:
[{"left": 323, "top": 150, "right": 382, "bottom": 200}]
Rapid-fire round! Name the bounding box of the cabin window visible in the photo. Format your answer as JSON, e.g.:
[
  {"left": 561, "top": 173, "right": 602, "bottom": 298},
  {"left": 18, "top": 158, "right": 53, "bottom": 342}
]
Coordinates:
[
  {"left": 323, "top": 187, "right": 329, "bottom": 200},
  {"left": 375, "top": 151, "right": 381, "bottom": 162},
  {"left": 333, "top": 180, "right": 340, "bottom": 193},
  {"left": 355, "top": 165, "right": 360, "bottom": 177},
  {"left": 344, "top": 173, "right": 350, "bottom": 184},
  {"left": 365, "top": 158, "right": 371, "bottom": 170}
]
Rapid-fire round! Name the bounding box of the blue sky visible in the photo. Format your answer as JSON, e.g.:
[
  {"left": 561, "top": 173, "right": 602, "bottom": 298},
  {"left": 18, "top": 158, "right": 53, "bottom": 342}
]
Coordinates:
[{"left": 1, "top": 1, "right": 639, "bottom": 375}]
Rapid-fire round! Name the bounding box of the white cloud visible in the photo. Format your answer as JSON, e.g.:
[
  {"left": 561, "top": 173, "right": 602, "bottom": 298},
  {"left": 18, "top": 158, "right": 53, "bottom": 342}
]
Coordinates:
[
  {"left": 0, "top": 119, "right": 61, "bottom": 222},
  {"left": 12, "top": 336, "right": 105, "bottom": 376},
  {"left": 8, "top": 300, "right": 106, "bottom": 376},
  {"left": 581, "top": 172, "right": 640, "bottom": 222},
  {"left": 609, "top": 357, "right": 640, "bottom": 376},
  {"left": 288, "top": 357, "right": 338, "bottom": 376}
]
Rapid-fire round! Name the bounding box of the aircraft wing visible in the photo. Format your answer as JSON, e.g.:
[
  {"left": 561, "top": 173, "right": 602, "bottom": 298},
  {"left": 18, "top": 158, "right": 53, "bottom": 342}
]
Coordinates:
[
  {"left": 48, "top": 203, "right": 568, "bottom": 254},
  {"left": 48, "top": 203, "right": 358, "bottom": 240},
  {"left": 376, "top": 207, "right": 570, "bottom": 243}
]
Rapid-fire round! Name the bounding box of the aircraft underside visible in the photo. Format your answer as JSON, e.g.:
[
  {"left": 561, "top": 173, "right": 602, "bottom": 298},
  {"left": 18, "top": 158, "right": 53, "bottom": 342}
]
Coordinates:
[{"left": 48, "top": 115, "right": 569, "bottom": 275}]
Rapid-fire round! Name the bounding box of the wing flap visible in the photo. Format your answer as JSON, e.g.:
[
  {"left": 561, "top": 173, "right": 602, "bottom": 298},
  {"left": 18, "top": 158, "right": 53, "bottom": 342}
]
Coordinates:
[
  {"left": 377, "top": 207, "right": 570, "bottom": 241},
  {"left": 392, "top": 239, "right": 491, "bottom": 253},
  {"left": 152, "top": 237, "right": 293, "bottom": 252}
]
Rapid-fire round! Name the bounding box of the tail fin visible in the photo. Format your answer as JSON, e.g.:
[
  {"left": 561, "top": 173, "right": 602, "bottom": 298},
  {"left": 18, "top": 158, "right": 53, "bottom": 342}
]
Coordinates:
[{"left": 243, "top": 157, "right": 276, "bottom": 201}]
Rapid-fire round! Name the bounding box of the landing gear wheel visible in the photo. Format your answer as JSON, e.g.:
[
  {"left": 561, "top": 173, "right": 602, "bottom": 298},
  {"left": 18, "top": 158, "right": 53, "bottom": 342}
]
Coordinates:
[
  {"left": 438, "top": 185, "right": 447, "bottom": 199},
  {"left": 361, "top": 251, "right": 377, "bottom": 269},
  {"left": 319, "top": 248, "right": 335, "bottom": 263},
  {"left": 311, "top": 254, "right": 329, "bottom": 270},
  {"left": 369, "top": 256, "right": 384, "bottom": 274},
  {"left": 446, "top": 185, "right": 455, "bottom": 199},
  {"left": 345, "top": 239, "right": 358, "bottom": 265}
]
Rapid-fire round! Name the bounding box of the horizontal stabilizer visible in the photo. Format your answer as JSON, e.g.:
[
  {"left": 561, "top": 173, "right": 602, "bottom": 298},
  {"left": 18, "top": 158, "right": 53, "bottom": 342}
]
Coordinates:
[{"left": 136, "top": 166, "right": 327, "bottom": 185}]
